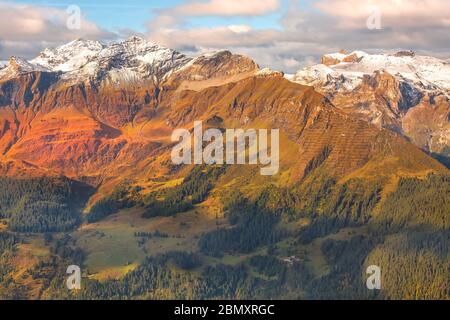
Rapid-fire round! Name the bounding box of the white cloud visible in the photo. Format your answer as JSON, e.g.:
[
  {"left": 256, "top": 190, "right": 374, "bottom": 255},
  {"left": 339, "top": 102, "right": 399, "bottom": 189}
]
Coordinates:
[
  {"left": 146, "top": 25, "right": 278, "bottom": 49},
  {"left": 144, "top": 0, "right": 450, "bottom": 73},
  {"left": 228, "top": 25, "right": 252, "bottom": 34},
  {"left": 315, "top": 0, "right": 450, "bottom": 28},
  {"left": 164, "top": 0, "right": 280, "bottom": 17},
  {"left": 0, "top": 2, "right": 116, "bottom": 59}
]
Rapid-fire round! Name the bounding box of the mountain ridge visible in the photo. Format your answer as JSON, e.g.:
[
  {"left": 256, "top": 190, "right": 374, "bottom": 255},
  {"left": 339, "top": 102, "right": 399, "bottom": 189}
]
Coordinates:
[
  {"left": 291, "top": 50, "right": 449, "bottom": 163},
  {"left": 0, "top": 40, "right": 447, "bottom": 183}
]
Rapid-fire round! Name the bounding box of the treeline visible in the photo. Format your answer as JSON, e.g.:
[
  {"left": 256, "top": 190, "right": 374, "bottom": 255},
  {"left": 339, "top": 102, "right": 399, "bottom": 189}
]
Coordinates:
[
  {"left": 308, "top": 235, "right": 379, "bottom": 299},
  {"left": 248, "top": 255, "right": 286, "bottom": 278},
  {"left": 307, "top": 174, "right": 450, "bottom": 299},
  {"left": 199, "top": 191, "right": 284, "bottom": 257},
  {"left": 296, "top": 178, "right": 382, "bottom": 244},
  {"left": 365, "top": 231, "right": 448, "bottom": 300},
  {"left": 310, "top": 231, "right": 445, "bottom": 300},
  {"left": 0, "top": 232, "right": 22, "bottom": 299},
  {"left": 58, "top": 249, "right": 313, "bottom": 300},
  {"left": 223, "top": 176, "right": 382, "bottom": 244},
  {"left": 142, "top": 166, "right": 226, "bottom": 218},
  {"left": 372, "top": 174, "right": 450, "bottom": 233},
  {"left": 26, "top": 234, "right": 87, "bottom": 300},
  {"left": 77, "top": 253, "right": 208, "bottom": 299},
  {"left": 86, "top": 184, "right": 138, "bottom": 223},
  {"left": 169, "top": 251, "right": 202, "bottom": 270},
  {"left": 3, "top": 170, "right": 447, "bottom": 300},
  {"left": 0, "top": 177, "right": 92, "bottom": 233},
  {"left": 73, "top": 253, "right": 270, "bottom": 300},
  {"left": 365, "top": 174, "right": 449, "bottom": 299},
  {"left": 0, "top": 232, "right": 18, "bottom": 255}
]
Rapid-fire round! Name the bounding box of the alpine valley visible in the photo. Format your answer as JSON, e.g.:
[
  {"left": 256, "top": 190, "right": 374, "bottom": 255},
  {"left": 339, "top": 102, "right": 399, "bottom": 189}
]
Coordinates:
[{"left": 0, "top": 37, "right": 448, "bottom": 300}]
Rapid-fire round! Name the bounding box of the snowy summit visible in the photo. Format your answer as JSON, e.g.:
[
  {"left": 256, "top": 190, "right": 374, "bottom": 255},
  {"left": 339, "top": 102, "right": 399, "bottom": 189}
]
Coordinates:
[{"left": 291, "top": 50, "right": 450, "bottom": 94}]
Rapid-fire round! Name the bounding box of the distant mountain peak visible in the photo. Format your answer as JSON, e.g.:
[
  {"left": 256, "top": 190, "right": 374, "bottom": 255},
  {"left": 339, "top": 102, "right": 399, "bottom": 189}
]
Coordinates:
[
  {"left": 126, "top": 35, "right": 144, "bottom": 42},
  {"left": 291, "top": 50, "right": 450, "bottom": 159},
  {"left": 293, "top": 50, "right": 450, "bottom": 93},
  {"left": 0, "top": 38, "right": 260, "bottom": 87},
  {"left": 24, "top": 37, "right": 190, "bottom": 85}
]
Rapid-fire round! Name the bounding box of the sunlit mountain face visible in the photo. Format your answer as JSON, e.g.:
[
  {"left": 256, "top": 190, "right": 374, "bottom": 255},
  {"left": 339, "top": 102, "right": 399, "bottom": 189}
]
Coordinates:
[{"left": 0, "top": 0, "right": 448, "bottom": 301}]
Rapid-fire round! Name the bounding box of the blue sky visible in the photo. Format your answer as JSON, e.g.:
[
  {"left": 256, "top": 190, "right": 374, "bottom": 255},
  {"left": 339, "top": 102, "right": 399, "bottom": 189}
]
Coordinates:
[
  {"left": 0, "top": 0, "right": 449, "bottom": 72},
  {"left": 13, "top": 0, "right": 290, "bottom": 32},
  {"left": 16, "top": 0, "right": 187, "bottom": 32}
]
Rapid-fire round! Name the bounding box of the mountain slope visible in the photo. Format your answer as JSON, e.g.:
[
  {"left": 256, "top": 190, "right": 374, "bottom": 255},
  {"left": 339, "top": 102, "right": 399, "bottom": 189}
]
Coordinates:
[
  {"left": 0, "top": 40, "right": 446, "bottom": 190},
  {"left": 1, "top": 67, "right": 445, "bottom": 183},
  {"left": 291, "top": 50, "right": 450, "bottom": 164},
  {"left": 0, "top": 40, "right": 448, "bottom": 300}
]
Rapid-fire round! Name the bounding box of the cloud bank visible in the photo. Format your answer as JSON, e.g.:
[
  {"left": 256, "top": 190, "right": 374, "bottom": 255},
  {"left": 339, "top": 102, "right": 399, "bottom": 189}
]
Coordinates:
[{"left": 145, "top": 0, "right": 450, "bottom": 72}]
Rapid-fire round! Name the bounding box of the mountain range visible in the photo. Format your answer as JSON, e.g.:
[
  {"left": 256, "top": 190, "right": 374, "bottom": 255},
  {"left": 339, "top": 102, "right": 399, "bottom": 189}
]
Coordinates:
[
  {"left": 291, "top": 50, "right": 449, "bottom": 164},
  {"left": 0, "top": 37, "right": 448, "bottom": 300},
  {"left": 0, "top": 38, "right": 448, "bottom": 180}
]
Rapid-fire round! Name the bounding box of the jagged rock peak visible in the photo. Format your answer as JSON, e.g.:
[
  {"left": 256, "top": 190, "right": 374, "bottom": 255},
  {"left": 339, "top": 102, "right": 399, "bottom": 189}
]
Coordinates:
[{"left": 0, "top": 56, "right": 47, "bottom": 80}]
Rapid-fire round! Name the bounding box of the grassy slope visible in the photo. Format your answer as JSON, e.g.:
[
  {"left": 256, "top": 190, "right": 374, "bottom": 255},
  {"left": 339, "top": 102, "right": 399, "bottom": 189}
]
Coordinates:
[{"left": 75, "top": 205, "right": 225, "bottom": 280}]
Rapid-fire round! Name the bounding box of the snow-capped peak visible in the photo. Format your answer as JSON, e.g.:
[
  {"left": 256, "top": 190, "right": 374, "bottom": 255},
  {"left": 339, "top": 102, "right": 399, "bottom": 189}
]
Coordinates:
[
  {"left": 256, "top": 67, "right": 284, "bottom": 78},
  {"left": 1, "top": 37, "right": 262, "bottom": 86},
  {"left": 321, "top": 50, "right": 368, "bottom": 65},
  {"left": 27, "top": 36, "right": 191, "bottom": 85},
  {"left": 9, "top": 56, "right": 46, "bottom": 72},
  {"left": 292, "top": 50, "right": 450, "bottom": 93},
  {"left": 31, "top": 38, "right": 104, "bottom": 72}
]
